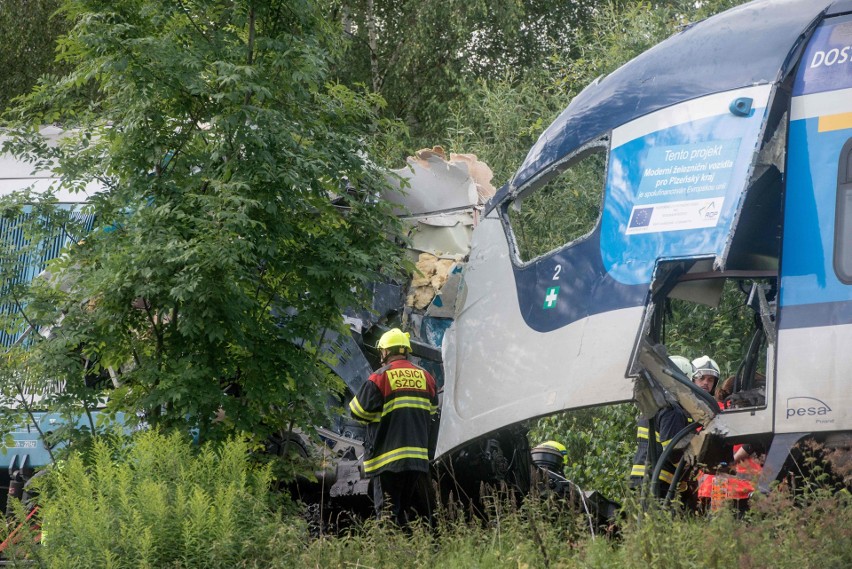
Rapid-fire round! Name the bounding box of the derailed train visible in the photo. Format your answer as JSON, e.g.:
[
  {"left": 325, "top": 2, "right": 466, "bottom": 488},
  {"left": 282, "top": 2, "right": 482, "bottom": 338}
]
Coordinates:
[
  {"left": 321, "top": 0, "right": 852, "bottom": 512},
  {"left": 432, "top": 0, "right": 852, "bottom": 495},
  {"left": 1, "top": 0, "right": 852, "bottom": 526}
]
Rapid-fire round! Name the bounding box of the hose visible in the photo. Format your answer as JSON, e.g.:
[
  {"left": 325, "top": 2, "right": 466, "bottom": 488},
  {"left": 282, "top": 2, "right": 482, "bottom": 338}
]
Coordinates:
[{"left": 650, "top": 422, "right": 700, "bottom": 501}]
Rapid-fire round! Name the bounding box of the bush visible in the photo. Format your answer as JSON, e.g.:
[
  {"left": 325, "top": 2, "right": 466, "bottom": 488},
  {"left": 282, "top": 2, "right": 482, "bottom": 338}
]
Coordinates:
[{"left": 20, "top": 430, "right": 306, "bottom": 569}]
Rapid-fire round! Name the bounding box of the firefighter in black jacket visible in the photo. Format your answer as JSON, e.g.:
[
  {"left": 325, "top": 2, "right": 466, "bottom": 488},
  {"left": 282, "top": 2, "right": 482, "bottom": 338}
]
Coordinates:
[
  {"left": 630, "top": 355, "right": 694, "bottom": 495},
  {"left": 349, "top": 328, "right": 439, "bottom": 526}
]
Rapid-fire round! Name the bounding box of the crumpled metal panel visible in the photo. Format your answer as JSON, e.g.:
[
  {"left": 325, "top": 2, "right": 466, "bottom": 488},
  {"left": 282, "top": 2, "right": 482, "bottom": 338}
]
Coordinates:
[
  {"left": 405, "top": 213, "right": 474, "bottom": 258},
  {"left": 505, "top": 0, "right": 830, "bottom": 197},
  {"left": 384, "top": 148, "right": 495, "bottom": 216},
  {"left": 319, "top": 329, "right": 374, "bottom": 395}
]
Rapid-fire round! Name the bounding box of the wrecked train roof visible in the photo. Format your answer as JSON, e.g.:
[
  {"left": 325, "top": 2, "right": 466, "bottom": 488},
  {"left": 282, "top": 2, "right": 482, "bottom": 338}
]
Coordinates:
[{"left": 500, "top": 0, "right": 838, "bottom": 201}]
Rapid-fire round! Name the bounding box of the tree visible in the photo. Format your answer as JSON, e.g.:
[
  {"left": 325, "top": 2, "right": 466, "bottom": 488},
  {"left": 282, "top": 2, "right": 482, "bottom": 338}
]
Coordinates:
[
  {"left": 328, "top": 0, "right": 612, "bottom": 148},
  {"left": 0, "top": 0, "right": 69, "bottom": 110},
  {"left": 0, "top": 0, "right": 407, "bottom": 454}
]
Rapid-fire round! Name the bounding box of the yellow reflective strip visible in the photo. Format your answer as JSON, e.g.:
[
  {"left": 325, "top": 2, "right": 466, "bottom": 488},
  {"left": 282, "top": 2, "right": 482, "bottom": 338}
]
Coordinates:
[
  {"left": 382, "top": 402, "right": 431, "bottom": 417},
  {"left": 349, "top": 397, "right": 380, "bottom": 422},
  {"left": 637, "top": 426, "right": 649, "bottom": 440},
  {"left": 363, "top": 446, "right": 429, "bottom": 472},
  {"left": 660, "top": 438, "right": 673, "bottom": 448},
  {"left": 658, "top": 469, "right": 674, "bottom": 484},
  {"left": 381, "top": 396, "right": 432, "bottom": 417},
  {"left": 631, "top": 465, "right": 646, "bottom": 477},
  {"left": 364, "top": 451, "right": 429, "bottom": 472}
]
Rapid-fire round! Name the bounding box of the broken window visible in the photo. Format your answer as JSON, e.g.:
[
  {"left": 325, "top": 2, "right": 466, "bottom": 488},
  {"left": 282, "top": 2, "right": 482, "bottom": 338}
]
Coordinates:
[
  {"left": 505, "top": 147, "right": 606, "bottom": 262},
  {"left": 646, "top": 263, "right": 774, "bottom": 411},
  {"left": 835, "top": 138, "right": 852, "bottom": 284}
]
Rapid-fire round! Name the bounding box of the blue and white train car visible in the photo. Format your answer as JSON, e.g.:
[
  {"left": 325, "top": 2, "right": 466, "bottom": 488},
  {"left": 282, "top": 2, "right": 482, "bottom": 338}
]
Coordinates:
[
  {"left": 436, "top": 0, "right": 852, "bottom": 487},
  {"left": 0, "top": 126, "right": 99, "bottom": 506}
]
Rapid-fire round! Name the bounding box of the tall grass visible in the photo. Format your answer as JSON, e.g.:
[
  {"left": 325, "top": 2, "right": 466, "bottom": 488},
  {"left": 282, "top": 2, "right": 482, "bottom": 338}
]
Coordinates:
[
  {"left": 298, "top": 490, "right": 851, "bottom": 569},
  {"left": 3, "top": 432, "right": 850, "bottom": 568}
]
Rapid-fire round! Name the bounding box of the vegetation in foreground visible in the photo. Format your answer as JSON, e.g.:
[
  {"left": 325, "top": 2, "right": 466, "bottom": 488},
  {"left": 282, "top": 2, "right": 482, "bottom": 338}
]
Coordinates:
[{"left": 0, "top": 431, "right": 848, "bottom": 569}]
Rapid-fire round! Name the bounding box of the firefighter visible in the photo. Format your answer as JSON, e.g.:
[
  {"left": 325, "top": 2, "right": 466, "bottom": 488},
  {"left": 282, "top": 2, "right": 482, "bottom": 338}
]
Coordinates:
[
  {"left": 532, "top": 440, "right": 569, "bottom": 475},
  {"left": 690, "top": 355, "right": 720, "bottom": 395},
  {"left": 349, "top": 328, "right": 439, "bottom": 527},
  {"left": 630, "top": 355, "right": 694, "bottom": 495}
]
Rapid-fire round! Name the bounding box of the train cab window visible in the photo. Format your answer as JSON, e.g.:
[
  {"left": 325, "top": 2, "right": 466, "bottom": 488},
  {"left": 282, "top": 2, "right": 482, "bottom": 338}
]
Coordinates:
[
  {"left": 835, "top": 138, "right": 852, "bottom": 284},
  {"left": 651, "top": 272, "right": 773, "bottom": 411},
  {"left": 505, "top": 147, "right": 606, "bottom": 262}
]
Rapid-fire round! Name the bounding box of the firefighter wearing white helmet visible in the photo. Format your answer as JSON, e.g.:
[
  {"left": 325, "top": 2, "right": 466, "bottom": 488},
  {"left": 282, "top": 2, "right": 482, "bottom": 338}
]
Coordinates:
[
  {"left": 691, "top": 355, "right": 720, "bottom": 395},
  {"left": 670, "top": 355, "right": 695, "bottom": 378},
  {"left": 349, "top": 328, "right": 438, "bottom": 527}
]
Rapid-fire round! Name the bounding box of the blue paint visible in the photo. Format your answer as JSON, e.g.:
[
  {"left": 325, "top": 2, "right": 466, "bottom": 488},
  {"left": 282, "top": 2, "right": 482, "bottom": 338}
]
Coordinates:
[
  {"left": 781, "top": 12, "right": 852, "bottom": 329},
  {"left": 508, "top": 223, "right": 647, "bottom": 333},
  {"left": 505, "top": 0, "right": 829, "bottom": 195},
  {"left": 601, "top": 108, "right": 765, "bottom": 285},
  {"left": 792, "top": 13, "right": 852, "bottom": 97}
]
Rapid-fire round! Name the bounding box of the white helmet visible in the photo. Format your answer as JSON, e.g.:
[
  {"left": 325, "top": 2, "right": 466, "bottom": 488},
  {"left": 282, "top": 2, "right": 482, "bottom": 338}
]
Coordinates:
[
  {"left": 691, "top": 355, "right": 720, "bottom": 381},
  {"left": 670, "top": 355, "right": 694, "bottom": 377}
]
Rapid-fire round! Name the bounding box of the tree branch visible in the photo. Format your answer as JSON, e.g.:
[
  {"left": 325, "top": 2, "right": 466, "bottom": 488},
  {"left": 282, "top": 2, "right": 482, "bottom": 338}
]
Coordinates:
[
  {"left": 366, "top": 0, "right": 380, "bottom": 93},
  {"left": 142, "top": 300, "right": 164, "bottom": 370},
  {"left": 12, "top": 380, "right": 56, "bottom": 464},
  {"left": 244, "top": 5, "right": 255, "bottom": 106},
  {"left": 177, "top": 0, "right": 213, "bottom": 43}
]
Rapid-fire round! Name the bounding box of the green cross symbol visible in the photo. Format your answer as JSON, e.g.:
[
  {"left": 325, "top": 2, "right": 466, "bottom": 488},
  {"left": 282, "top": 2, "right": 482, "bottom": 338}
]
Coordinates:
[{"left": 543, "top": 286, "right": 560, "bottom": 309}]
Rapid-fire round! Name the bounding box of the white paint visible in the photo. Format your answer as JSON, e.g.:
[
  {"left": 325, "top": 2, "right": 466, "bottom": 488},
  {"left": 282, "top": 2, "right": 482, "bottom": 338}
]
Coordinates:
[
  {"left": 790, "top": 87, "right": 852, "bottom": 120},
  {"left": 435, "top": 211, "right": 644, "bottom": 458},
  {"left": 611, "top": 85, "right": 771, "bottom": 149}
]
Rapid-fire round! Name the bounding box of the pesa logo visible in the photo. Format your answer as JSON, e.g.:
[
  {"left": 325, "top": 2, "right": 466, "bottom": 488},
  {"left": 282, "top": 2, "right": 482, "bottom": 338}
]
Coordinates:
[{"left": 785, "top": 397, "right": 832, "bottom": 419}]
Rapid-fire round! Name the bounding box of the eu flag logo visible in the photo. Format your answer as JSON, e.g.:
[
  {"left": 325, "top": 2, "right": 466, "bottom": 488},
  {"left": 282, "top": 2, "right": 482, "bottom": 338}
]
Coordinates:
[{"left": 629, "top": 207, "right": 654, "bottom": 228}]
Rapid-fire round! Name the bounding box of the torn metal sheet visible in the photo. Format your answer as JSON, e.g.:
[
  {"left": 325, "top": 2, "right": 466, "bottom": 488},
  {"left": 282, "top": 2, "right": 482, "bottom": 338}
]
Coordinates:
[
  {"left": 638, "top": 340, "right": 718, "bottom": 427},
  {"left": 404, "top": 212, "right": 475, "bottom": 258},
  {"left": 425, "top": 267, "right": 463, "bottom": 319},
  {"left": 384, "top": 147, "right": 495, "bottom": 215},
  {"left": 319, "top": 329, "right": 373, "bottom": 394},
  {"left": 343, "top": 282, "right": 405, "bottom": 332}
]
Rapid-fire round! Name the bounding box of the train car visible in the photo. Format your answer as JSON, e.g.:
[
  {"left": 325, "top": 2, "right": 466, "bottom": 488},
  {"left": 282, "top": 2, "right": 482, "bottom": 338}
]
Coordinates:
[
  {"left": 435, "top": 0, "right": 852, "bottom": 490},
  {"left": 0, "top": 126, "right": 101, "bottom": 511}
]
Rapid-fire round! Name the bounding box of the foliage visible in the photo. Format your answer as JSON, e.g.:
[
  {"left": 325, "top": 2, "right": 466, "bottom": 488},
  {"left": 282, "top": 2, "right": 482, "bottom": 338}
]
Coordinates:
[
  {"left": 329, "top": 0, "right": 623, "bottom": 149},
  {"left": 508, "top": 150, "right": 607, "bottom": 260},
  {"left": 4, "top": 433, "right": 850, "bottom": 568},
  {"left": 0, "top": 0, "right": 408, "bottom": 453},
  {"left": 445, "top": 71, "right": 568, "bottom": 188},
  {"left": 15, "top": 430, "right": 300, "bottom": 569},
  {"left": 664, "top": 279, "right": 763, "bottom": 378},
  {"left": 531, "top": 404, "right": 638, "bottom": 502},
  {"left": 298, "top": 486, "right": 852, "bottom": 568},
  {"left": 0, "top": 0, "right": 70, "bottom": 110},
  {"left": 445, "top": 0, "right": 739, "bottom": 184}
]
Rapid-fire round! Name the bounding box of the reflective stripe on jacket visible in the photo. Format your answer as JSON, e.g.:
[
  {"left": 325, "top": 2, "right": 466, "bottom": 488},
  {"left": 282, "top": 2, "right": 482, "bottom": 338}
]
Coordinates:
[
  {"left": 629, "top": 407, "right": 687, "bottom": 489},
  {"left": 349, "top": 359, "right": 438, "bottom": 476}
]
